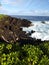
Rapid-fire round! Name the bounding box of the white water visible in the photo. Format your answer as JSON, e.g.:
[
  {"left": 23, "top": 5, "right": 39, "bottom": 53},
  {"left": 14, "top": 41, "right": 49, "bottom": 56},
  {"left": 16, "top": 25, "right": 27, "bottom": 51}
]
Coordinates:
[{"left": 22, "top": 21, "right": 49, "bottom": 41}]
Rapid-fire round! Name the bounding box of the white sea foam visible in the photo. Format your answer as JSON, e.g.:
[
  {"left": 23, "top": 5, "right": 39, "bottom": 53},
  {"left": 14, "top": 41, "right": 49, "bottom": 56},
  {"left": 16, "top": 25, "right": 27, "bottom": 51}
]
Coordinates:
[{"left": 22, "top": 21, "right": 49, "bottom": 41}]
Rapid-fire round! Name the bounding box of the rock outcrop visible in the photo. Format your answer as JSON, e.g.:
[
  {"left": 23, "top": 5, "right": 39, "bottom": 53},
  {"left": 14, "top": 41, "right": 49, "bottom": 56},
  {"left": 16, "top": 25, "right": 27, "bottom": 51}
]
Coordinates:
[
  {"left": 0, "top": 15, "right": 32, "bottom": 43},
  {"left": 41, "top": 21, "right": 45, "bottom": 24}
]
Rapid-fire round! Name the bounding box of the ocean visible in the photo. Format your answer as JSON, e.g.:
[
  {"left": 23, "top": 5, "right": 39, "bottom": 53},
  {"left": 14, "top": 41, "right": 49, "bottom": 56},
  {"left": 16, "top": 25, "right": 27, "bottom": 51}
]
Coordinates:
[
  {"left": 12, "top": 15, "right": 49, "bottom": 41},
  {"left": 12, "top": 15, "right": 49, "bottom": 21}
]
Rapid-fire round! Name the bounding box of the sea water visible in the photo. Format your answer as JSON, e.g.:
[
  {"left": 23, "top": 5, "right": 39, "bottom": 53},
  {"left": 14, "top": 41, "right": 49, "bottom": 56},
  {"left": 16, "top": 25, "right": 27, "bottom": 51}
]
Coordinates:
[
  {"left": 22, "top": 21, "right": 49, "bottom": 41},
  {"left": 12, "top": 15, "right": 49, "bottom": 41}
]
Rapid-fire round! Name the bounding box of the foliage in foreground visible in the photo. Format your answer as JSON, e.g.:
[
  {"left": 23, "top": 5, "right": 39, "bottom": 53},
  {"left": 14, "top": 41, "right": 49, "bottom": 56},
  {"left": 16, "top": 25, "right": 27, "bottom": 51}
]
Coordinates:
[{"left": 0, "top": 41, "right": 49, "bottom": 65}]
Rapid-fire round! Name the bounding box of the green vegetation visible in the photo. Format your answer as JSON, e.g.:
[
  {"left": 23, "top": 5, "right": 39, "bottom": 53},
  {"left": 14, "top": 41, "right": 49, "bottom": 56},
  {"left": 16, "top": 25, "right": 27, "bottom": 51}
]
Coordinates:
[
  {"left": 0, "top": 41, "right": 49, "bottom": 65},
  {"left": 0, "top": 14, "right": 49, "bottom": 65},
  {"left": 0, "top": 14, "right": 7, "bottom": 20}
]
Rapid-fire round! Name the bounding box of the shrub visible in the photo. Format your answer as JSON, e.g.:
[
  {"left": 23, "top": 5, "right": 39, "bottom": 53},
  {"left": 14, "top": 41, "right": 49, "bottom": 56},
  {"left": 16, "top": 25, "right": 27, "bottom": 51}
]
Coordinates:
[
  {"left": 38, "top": 55, "right": 49, "bottom": 65},
  {"left": 0, "top": 42, "right": 49, "bottom": 65},
  {"left": 0, "top": 52, "right": 20, "bottom": 65},
  {"left": 22, "top": 44, "right": 43, "bottom": 65},
  {"left": 39, "top": 42, "right": 49, "bottom": 57}
]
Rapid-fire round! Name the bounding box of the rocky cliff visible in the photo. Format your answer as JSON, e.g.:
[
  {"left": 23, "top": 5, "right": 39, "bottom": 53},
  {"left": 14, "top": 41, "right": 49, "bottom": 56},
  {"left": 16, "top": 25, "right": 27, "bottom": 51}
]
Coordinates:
[{"left": 0, "top": 14, "right": 32, "bottom": 43}]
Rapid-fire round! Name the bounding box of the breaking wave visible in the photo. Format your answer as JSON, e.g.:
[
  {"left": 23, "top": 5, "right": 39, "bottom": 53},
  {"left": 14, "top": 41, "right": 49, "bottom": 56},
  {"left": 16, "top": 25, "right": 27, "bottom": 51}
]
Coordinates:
[{"left": 22, "top": 21, "right": 49, "bottom": 41}]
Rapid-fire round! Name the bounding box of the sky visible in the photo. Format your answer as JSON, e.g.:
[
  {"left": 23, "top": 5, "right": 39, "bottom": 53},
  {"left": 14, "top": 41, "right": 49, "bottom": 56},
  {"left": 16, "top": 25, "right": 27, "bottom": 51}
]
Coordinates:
[{"left": 0, "top": 0, "right": 49, "bottom": 16}]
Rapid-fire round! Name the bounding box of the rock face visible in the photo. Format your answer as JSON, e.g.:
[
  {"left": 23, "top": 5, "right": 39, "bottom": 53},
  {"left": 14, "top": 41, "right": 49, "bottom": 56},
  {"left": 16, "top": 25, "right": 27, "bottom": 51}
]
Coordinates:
[{"left": 0, "top": 15, "right": 32, "bottom": 43}]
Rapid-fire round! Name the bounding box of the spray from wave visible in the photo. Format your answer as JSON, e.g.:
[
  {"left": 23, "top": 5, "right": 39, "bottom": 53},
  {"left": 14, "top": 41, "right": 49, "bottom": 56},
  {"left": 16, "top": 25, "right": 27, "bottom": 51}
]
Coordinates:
[{"left": 22, "top": 21, "right": 49, "bottom": 41}]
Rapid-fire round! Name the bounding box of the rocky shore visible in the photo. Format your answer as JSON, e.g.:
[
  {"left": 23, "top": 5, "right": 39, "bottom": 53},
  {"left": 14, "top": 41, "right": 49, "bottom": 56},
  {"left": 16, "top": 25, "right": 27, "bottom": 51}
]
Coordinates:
[
  {"left": 0, "top": 15, "right": 48, "bottom": 43},
  {"left": 0, "top": 15, "right": 34, "bottom": 43}
]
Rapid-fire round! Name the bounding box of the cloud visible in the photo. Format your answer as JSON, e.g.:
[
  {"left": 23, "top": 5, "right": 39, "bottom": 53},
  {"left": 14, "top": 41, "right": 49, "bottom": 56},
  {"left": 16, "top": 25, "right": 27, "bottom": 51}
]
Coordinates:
[
  {"left": 0, "top": 0, "right": 49, "bottom": 16},
  {"left": 2, "top": 0, "right": 16, "bottom": 5},
  {"left": 1, "top": 0, "right": 32, "bottom": 8},
  {"left": 0, "top": 2, "right": 2, "bottom": 7},
  {"left": 11, "top": 10, "right": 49, "bottom": 16},
  {"left": 1, "top": 0, "right": 27, "bottom": 5},
  {"left": 33, "top": 10, "right": 49, "bottom": 16},
  {"left": 0, "top": 4, "right": 2, "bottom": 9},
  {"left": 0, "top": 3, "right": 1, "bottom": 6},
  {"left": 0, "top": 5, "right": 9, "bottom": 14}
]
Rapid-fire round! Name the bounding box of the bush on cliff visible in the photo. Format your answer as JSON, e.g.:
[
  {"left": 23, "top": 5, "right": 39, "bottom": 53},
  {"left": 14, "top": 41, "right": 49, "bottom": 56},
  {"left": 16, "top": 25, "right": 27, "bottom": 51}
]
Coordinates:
[{"left": 0, "top": 41, "right": 49, "bottom": 65}]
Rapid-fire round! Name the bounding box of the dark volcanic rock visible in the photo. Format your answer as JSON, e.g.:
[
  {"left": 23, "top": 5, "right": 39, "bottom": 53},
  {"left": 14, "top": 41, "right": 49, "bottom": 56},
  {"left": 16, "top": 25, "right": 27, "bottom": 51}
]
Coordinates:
[
  {"left": 31, "top": 30, "right": 35, "bottom": 33},
  {"left": 0, "top": 15, "right": 32, "bottom": 43},
  {"left": 22, "top": 19, "right": 31, "bottom": 27},
  {"left": 41, "top": 21, "right": 45, "bottom": 24}
]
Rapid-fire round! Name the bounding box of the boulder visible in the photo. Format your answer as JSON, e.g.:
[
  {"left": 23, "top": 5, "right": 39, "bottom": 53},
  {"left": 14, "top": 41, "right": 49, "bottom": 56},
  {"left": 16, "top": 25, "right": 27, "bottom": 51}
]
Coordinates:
[{"left": 41, "top": 21, "right": 45, "bottom": 24}]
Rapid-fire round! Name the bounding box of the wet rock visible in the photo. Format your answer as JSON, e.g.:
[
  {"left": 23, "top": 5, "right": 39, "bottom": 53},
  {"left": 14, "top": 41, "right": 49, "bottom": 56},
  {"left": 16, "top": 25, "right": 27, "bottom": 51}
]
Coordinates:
[
  {"left": 31, "top": 30, "right": 35, "bottom": 33},
  {"left": 41, "top": 21, "right": 45, "bottom": 24}
]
